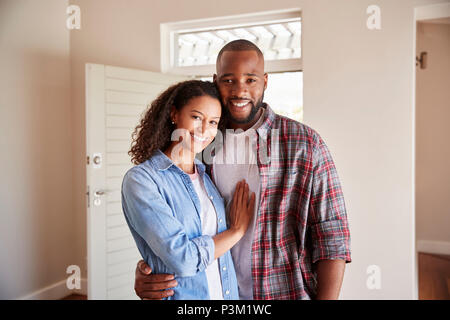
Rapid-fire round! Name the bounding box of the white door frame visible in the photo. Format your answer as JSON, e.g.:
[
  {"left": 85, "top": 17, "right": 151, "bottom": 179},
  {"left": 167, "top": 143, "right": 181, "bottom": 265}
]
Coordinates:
[
  {"left": 412, "top": 2, "right": 450, "bottom": 300},
  {"left": 86, "top": 64, "right": 108, "bottom": 299}
]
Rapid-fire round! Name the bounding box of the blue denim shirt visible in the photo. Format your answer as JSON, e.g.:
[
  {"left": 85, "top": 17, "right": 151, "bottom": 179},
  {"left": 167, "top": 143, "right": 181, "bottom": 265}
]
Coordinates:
[{"left": 121, "top": 150, "right": 239, "bottom": 300}]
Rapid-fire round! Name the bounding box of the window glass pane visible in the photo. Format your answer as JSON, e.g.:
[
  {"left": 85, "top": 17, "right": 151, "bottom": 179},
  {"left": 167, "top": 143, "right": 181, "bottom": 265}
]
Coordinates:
[
  {"left": 264, "top": 71, "right": 303, "bottom": 122},
  {"left": 177, "top": 19, "right": 301, "bottom": 67}
]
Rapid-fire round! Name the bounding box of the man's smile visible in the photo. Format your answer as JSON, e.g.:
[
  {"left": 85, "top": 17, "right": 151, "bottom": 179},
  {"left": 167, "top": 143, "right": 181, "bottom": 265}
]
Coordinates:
[
  {"left": 229, "top": 99, "right": 252, "bottom": 114},
  {"left": 230, "top": 100, "right": 251, "bottom": 108}
]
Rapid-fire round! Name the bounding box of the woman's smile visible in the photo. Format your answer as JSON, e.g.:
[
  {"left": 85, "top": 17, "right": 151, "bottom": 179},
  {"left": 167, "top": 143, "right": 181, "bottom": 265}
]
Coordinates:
[{"left": 190, "top": 132, "right": 209, "bottom": 143}]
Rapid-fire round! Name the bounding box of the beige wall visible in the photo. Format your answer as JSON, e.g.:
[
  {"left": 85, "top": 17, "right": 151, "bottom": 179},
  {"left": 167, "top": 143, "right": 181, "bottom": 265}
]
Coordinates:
[
  {"left": 0, "top": 0, "right": 73, "bottom": 299},
  {"left": 2, "top": 0, "right": 449, "bottom": 299},
  {"left": 416, "top": 22, "right": 450, "bottom": 245}
]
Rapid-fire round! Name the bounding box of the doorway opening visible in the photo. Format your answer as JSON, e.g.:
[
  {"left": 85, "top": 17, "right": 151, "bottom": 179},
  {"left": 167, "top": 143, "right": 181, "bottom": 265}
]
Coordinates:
[{"left": 414, "top": 3, "right": 450, "bottom": 300}]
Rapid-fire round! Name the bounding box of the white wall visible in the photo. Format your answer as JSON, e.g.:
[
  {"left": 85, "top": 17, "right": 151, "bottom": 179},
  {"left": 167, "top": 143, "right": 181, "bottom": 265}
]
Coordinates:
[
  {"left": 0, "top": 0, "right": 74, "bottom": 299},
  {"left": 304, "top": 0, "right": 416, "bottom": 299},
  {"left": 416, "top": 21, "right": 450, "bottom": 253}
]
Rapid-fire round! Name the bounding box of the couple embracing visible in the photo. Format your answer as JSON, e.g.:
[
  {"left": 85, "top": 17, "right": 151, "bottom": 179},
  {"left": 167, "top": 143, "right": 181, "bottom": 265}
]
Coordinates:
[{"left": 121, "top": 40, "right": 351, "bottom": 300}]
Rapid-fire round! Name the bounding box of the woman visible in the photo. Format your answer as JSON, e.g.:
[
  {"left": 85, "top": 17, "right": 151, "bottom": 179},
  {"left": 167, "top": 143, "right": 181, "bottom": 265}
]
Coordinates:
[{"left": 122, "top": 80, "right": 255, "bottom": 300}]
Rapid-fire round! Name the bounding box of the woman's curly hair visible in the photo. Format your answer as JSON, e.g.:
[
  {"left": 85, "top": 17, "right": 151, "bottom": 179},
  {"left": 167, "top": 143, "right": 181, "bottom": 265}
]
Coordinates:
[{"left": 129, "top": 80, "right": 225, "bottom": 165}]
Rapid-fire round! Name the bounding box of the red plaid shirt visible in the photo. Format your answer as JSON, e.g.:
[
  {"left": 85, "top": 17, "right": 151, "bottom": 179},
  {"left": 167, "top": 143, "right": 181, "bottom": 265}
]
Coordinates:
[{"left": 207, "top": 104, "right": 351, "bottom": 300}]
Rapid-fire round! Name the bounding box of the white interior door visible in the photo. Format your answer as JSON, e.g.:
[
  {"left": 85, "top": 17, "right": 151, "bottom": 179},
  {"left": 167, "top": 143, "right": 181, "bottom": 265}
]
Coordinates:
[{"left": 86, "top": 63, "right": 187, "bottom": 299}]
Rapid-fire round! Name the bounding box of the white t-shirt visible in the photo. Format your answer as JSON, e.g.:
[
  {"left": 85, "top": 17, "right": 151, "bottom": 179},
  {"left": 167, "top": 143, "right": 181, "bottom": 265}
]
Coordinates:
[
  {"left": 188, "top": 167, "right": 224, "bottom": 300},
  {"left": 212, "top": 109, "right": 265, "bottom": 300}
]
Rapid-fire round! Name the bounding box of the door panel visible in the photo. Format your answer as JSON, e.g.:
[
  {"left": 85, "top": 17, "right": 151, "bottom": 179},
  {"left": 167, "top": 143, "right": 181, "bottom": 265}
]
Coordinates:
[{"left": 86, "top": 63, "right": 187, "bottom": 299}]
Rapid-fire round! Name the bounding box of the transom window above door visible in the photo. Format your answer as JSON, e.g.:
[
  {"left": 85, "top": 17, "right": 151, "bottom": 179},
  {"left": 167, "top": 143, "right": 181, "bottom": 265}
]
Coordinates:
[
  {"left": 161, "top": 9, "right": 302, "bottom": 76},
  {"left": 177, "top": 20, "right": 301, "bottom": 67}
]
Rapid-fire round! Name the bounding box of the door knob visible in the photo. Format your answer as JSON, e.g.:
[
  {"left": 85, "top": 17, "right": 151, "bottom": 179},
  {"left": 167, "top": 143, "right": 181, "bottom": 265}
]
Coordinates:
[
  {"left": 93, "top": 189, "right": 108, "bottom": 206},
  {"left": 95, "top": 190, "right": 107, "bottom": 196}
]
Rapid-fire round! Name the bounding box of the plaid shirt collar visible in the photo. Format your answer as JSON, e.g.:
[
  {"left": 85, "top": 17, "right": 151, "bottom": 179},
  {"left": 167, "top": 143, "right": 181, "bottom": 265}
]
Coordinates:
[{"left": 256, "top": 103, "right": 276, "bottom": 135}]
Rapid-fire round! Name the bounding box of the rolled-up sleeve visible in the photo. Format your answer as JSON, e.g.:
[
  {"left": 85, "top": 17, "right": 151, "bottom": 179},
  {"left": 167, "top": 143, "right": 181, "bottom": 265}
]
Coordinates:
[
  {"left": 121, "top": 168, "right": 215, "bottom": 277},
  {"left": 309, "top": 138, "right": 351, "bottom": 264}
]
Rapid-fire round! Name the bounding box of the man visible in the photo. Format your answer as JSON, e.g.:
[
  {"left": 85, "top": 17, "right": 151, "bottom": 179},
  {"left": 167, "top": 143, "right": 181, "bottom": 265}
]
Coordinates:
[{"left": 133, "top": 40, "right": 351, "bottom": 300}]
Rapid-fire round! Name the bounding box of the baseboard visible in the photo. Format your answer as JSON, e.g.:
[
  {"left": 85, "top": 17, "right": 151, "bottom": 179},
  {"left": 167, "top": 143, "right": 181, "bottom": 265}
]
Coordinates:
[
  {"left": 417, "top": 240, "right": 450, "bottom": 256},
  {"left": 18, "top": 278, "right": 87, "bottom": 300}
]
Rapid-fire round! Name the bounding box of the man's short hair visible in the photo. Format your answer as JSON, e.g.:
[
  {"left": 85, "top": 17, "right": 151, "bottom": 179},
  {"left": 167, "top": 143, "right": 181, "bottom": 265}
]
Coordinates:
[{"left": 216, "top": 39, "right": 264, "bottom": 64}]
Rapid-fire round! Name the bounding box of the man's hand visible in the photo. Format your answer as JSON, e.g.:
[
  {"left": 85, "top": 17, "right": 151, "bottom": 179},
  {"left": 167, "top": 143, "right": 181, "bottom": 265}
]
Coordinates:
[{"left": 134, "top": 260, "right": 178, "bottom": 300}]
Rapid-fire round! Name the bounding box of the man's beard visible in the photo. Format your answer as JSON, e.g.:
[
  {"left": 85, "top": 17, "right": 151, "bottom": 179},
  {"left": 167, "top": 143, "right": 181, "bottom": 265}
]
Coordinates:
[{"left": 224, "top": 92, "right": 265, "bottom": 125}]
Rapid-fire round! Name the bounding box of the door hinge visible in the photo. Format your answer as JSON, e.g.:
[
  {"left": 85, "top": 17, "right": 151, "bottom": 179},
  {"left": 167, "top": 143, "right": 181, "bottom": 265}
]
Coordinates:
[{"left": 86, "top": 186, "right": 90, "bottom": 208}]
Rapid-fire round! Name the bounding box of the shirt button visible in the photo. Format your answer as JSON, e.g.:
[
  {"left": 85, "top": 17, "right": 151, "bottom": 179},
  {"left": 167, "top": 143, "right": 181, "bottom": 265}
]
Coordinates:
[
  {"left": 222, "top": 266, "right": 227, "bottom": 271},
  {"left": 209, "top": 195, "right": 213, "bottom": 200},
  {"left": 225, "top": 290, "right": 230, "bottom": 295},
  {"left": 219, "top": 219, "right": 223, "bottom": 223}
]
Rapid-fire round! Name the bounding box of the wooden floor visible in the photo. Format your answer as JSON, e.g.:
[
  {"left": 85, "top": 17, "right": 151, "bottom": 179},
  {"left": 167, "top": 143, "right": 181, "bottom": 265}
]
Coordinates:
[
  {"left": 60, "top": 253, "right": 450, "bottom": 300},
  {"left": 61, "top": 294, "right": 87, "bottom": 300},
  {"left": 418, "top": 252, "right": 450, "bottom": 300}
]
